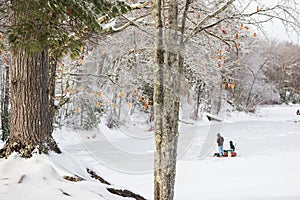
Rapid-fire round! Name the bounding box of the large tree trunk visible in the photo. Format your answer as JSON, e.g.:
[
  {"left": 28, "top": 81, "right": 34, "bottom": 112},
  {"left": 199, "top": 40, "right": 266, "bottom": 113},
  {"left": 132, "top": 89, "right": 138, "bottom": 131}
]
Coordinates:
[
  {"left": 0, "top": 0, "right": 60, "bottom": 157},
  {"left": 0, "top": 47, "right": 60, "bottom": 157}
]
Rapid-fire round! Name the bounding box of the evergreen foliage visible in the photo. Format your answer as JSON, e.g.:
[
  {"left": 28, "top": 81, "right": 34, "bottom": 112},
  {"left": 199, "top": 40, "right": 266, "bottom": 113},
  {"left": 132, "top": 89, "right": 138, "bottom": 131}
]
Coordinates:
[{"left": 5, "top": 0, "right": 131, "bottom": 57}]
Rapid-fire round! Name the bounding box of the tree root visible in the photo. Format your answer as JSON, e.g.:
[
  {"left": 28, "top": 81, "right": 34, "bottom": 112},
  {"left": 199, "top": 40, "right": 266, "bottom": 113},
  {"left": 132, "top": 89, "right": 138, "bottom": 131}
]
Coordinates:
[
  {"left": 63, "top": 175, "right": 85, "bottom": 182},
  {"left": 0, "top": 137, "right": 61, "bottom": 158},
  {"left": 86, "top": 168, "right": 111, "bottom": 185},
  {"left": 107, "top": 188, "right": 147, "bottom": 200},
  {"left": 87, "top": 168, "right": 147, "bottom": 200}
]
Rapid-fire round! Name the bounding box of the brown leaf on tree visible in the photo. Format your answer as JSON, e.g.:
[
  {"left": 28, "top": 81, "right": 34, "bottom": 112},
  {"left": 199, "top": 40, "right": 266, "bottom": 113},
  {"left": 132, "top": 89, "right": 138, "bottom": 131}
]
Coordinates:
[
  {"left": 222, "top": 29, "right": 228, "bottom": 34},
  {"left": 256, "top": 6, "right": 259, "bottom": 12},
  {"left": 231, "top": 81, "right": 235, "bottom": 89},
  {"left": 235, "top": 32, "right": 239, "bottom": 40},
  {"left": 225, "top": 82, "right": 229, "bottom": 90},
  {"left": 253, "top": 32, "right": 257, "bottom": 38},
  {"left": 133, "top": 90, "right": 137, "bottom": 96},
  {"left": 226, "top": 46, "right": 231, "bottom": 52},
  {"left": 240, "top": 23, "right": 244, "bottom": 30},
  {"left": 120, "top": 91, "right": 125, "bottom": 98}
]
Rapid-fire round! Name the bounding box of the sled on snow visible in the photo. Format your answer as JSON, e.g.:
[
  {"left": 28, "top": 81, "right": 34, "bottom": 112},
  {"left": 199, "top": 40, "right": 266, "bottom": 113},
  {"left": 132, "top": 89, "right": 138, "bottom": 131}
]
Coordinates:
[{"left": 213, "top": 151, "right": 237, "bottom": 157}]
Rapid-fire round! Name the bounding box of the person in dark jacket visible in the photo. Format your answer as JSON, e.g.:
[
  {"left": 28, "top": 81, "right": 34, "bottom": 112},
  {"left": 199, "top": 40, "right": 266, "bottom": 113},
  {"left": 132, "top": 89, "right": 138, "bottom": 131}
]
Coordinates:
[
  {"left": 229, "top": 141, "right": 235, "bottom": 152},
  {"left": 217, "top": 133, "right": 224, "bottom": 156}
]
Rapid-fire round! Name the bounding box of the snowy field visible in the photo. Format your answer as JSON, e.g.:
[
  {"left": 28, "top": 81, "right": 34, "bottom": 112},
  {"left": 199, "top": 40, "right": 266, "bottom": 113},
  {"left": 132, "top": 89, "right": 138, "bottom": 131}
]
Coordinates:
[{"left": 1, "top": 104, "right": 300, "bottom": 200}]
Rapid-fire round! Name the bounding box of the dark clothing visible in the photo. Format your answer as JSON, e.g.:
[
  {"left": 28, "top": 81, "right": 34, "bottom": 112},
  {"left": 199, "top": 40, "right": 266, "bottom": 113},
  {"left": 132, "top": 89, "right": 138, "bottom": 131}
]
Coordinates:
[
  {"left": 217, "top": 136, "right": 224, "bottom": 146},
  {"left": 229, "top": 141, "right": 235, "bottom": 151}
]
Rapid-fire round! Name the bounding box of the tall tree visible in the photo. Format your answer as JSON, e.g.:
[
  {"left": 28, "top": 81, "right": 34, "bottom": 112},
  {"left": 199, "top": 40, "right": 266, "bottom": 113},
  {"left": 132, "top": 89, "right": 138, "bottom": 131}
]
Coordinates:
[
  {"left": 152, "top": 0, "right": 299, "bottom": 199},
  {"left": 0, "top": 0, "right": 130, "bottom": 157}
]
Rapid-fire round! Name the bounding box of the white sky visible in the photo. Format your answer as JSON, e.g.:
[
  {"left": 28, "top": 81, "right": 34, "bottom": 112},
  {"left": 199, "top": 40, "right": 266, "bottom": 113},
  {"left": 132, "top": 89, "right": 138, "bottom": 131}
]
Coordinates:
[{"left": 243, "top": 0, "right": 300, "bottom": 44}]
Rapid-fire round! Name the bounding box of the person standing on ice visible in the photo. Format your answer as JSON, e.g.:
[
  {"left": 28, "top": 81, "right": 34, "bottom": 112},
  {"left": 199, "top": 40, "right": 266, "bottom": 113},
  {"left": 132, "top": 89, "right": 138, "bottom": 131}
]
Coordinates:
[{"left": 217, "top": 133, "right": 224, "bottom": 156}]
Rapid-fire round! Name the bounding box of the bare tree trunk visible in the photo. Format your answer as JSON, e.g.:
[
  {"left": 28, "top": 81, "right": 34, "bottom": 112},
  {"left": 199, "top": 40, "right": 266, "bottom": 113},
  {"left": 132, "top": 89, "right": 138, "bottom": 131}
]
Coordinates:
[
  {"left": 153, "top": 0, "right": 183, "bottom": 199},
  {"left": 1, "top": 64, "right": 10, "bottom": 141},
  {"left": 153, "top": 0, "right": 165, "bottom": 197}
]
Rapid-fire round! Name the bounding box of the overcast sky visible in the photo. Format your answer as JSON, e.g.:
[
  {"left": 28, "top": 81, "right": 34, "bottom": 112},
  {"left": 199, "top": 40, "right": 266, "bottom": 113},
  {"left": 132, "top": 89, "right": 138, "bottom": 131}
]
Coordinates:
[{"left": 259, "top": 0, "right": 300, "bottom": 44}]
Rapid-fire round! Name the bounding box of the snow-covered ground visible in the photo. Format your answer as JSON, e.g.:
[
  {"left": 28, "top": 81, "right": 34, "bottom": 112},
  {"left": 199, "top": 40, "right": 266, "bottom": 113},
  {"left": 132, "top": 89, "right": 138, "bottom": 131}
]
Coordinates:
[{"left": 1, "top": 104, "right": 300, "bottom": 200}]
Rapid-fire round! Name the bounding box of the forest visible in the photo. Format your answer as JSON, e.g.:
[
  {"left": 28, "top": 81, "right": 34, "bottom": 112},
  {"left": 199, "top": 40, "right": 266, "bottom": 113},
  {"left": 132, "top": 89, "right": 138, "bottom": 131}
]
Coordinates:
[{"left": 0, "top": 0, "right": 299, "bottom": 200}]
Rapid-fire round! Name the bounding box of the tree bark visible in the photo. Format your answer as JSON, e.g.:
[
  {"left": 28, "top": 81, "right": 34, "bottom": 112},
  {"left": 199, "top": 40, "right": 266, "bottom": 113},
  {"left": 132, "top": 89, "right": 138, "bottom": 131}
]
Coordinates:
[
  {"left": 48, "top": 57, "right": 57, "bottom": 133},
  {"left": 0, "top": 1, "right": 60, "bottom": 157},
  {"left": 153, "top": 0, "right": 181, "bottom": 199},
  {"left": 1, "top": 64, "right": 10, "bottom": 141},
  {"left": 0, "top": 47, "right": 60, "bottom": 157},
  {"left": 153, "top": 0, "right": 165, "bottom": 197}
]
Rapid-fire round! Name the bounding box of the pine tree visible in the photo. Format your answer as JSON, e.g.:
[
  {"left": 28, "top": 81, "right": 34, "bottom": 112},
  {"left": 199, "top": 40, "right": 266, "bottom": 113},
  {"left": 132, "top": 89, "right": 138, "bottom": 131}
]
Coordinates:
[{"left": 0, "top": 0, "right": 130, "bottom": 157}]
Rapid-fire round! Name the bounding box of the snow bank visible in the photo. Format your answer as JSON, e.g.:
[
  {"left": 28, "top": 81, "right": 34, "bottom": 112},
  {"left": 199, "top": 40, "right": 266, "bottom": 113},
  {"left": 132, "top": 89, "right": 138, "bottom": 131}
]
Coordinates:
[{"left": 0, "top": 152, "right": 134, "bottom": 200}]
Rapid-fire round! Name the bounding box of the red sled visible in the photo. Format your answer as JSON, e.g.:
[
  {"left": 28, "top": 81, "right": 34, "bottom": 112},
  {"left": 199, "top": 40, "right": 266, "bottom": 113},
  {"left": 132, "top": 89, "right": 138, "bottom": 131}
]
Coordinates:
[
  {"left": 224, "top": 151, "right": 237, "bottom": 157},
  {"left": 213, "top": 151, "right": 237, "bottom": 157}
]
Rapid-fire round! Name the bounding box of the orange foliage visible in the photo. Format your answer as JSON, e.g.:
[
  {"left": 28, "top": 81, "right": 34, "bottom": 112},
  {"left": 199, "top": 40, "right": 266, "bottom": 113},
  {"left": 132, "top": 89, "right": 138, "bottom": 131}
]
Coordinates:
[
  {"left": 240, "top": 23, "right": 244, "bottom": 30},
  {"left": 78, "top": 58, "right": 83, "bottom": 65},
  {"left": 231, "top": 81, "right": 235, "bottom": 89},
  {"left": 120, "top": 91, "right": 125, "bottom": 98},
  {"left": 75, "top": 106, "right": 81, "bottom": 113},
  {"left": 97, "top": 91, "right": 102, "bottom": 97},
  {"left": 145, "top": 98, "right": 149, "bottom": 110},
  {"left": 225, "top": 82, "right": 229, "bottom": 90},
  {"left": 235, "top": 32, "right": 239, "bottom": 40},
  {"left": 133, "top": 90, "right": 137, "bottom": 96},
  {"left": 226, "top": 46, "right": 231, "bottom": 52}
]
